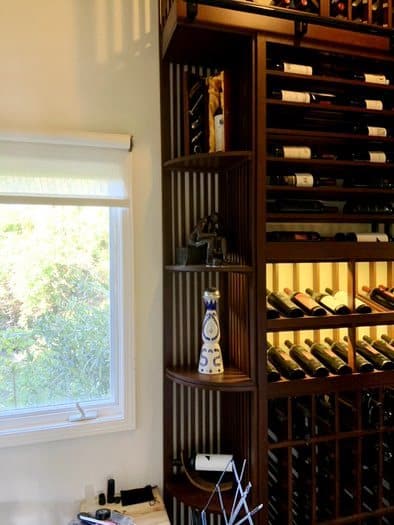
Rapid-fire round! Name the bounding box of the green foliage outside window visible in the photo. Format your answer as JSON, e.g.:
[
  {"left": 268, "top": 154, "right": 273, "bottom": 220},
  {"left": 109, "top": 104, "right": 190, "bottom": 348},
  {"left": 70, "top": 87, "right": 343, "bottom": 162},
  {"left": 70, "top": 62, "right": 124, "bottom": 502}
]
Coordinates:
[{"left": 0, "top": 205, "right": 111, "bottom": 412}]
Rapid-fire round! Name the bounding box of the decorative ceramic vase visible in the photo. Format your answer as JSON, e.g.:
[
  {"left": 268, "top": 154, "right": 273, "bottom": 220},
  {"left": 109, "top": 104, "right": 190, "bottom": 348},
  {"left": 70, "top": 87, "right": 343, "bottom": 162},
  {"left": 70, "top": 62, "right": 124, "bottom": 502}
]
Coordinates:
[{"left": 198, "top": 287, "right": 224, "bottom": 374}]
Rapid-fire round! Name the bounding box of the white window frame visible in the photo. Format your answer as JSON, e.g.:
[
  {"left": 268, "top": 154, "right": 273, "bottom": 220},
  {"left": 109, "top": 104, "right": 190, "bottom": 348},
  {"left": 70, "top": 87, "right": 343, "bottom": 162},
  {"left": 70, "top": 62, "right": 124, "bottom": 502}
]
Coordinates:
[{"left": 0, "top": 130, "right": 135, "bottom": 448}]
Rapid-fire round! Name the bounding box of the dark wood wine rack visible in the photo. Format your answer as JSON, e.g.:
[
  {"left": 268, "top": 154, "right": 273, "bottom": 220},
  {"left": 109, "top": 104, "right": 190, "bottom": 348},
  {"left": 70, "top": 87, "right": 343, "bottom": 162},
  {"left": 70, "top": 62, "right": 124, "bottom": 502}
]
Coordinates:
[{"left": 159, "top": 1, "right": 394, "bottom": 524}]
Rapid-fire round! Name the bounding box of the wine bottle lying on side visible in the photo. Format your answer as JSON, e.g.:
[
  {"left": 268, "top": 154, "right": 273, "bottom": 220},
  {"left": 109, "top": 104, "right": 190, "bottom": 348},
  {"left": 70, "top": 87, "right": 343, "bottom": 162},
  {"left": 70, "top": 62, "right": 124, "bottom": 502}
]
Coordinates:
[
  {"left": 324, "top": 337, "right": 374, "bottom": 373},
  {"left": 344, "top": 336, "right": 394, "bottom": 370},
  {"left": 266, "top": 340, "right": 305, "bottom": 380},
  {"left": 304, "top": 338, "right": 352, "bottom": 375}
]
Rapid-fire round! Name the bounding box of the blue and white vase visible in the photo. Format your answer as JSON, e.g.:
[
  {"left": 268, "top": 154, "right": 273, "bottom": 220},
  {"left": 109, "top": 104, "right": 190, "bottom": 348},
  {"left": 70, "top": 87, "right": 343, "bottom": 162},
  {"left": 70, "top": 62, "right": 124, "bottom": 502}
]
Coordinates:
[{"left": 198, "top": 287, "right": 224, "bottom": 374}]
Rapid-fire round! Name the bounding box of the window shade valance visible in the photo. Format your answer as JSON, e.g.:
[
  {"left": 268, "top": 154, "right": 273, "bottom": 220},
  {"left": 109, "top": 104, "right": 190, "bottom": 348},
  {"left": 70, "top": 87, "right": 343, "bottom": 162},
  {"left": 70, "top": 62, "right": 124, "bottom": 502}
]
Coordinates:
[{"left": 0, "top": 130, "right": 133, "bottom": 206}]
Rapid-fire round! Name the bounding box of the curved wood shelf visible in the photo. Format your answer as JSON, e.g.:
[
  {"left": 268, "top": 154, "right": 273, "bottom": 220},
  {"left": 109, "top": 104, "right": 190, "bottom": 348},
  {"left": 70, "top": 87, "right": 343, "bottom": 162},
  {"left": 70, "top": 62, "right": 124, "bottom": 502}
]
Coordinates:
[
  {"left": 267, "top": 69, "right": 394, "bottom": 91},
  {"left": 163, "top": 151, "right": 252, "bottom": 171},
  {"left": 166, "top": 474, "right": 235, "bottom": 514},
  {"left": 165, "top": 264, "right": 253, "bottom": 273},
  {"left": 265, "top": 241, "right": 394, "bottom": 262},
  {"left": 267, "top": 369, "right": 394, "bottom": 399},
  {"left": 266, "top": 98, "right": 394, "bottom": 116},
  {"left": 166, "top": 366, "right": 256, "bottom": 391},
  {"left": 267, "top": 310, "right": 394, "bottom": 332},
  {"left": 267, "top": 212, "right": 394, "bottom": 223}
]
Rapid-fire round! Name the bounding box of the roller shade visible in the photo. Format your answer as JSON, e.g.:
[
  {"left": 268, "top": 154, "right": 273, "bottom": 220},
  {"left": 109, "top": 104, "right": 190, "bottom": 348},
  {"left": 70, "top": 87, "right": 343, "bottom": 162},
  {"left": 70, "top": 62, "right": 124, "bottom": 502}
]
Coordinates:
[{"left": 0, "top": 130, "right": 133, "bottom": 206}]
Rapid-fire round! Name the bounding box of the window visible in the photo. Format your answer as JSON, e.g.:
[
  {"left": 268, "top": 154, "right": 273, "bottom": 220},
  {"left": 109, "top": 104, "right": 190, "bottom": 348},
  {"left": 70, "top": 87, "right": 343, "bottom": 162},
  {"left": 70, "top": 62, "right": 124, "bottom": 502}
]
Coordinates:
[{"left": 0, "top": 131, "right": 134, "bottom": 447}]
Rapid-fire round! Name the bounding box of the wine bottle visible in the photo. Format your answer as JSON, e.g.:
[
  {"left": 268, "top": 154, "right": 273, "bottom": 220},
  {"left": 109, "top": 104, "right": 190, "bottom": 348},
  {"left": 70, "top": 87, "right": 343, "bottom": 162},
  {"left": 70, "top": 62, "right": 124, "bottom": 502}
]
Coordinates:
[
  {"left": 330, "top": 0, "right": 347, "bottom": 18},
  {"left": 324, "top": 336, "right": 374, "bottom": 372},
  {"left": 352, "top": 71, "right": 390, "bottom": 85},
  {"left": 267, "top": 361, "right": 281, "bottom": 382},
  {"left": 361, "top": 285, "right": 394, "bottom": 309},
  {"left": 269, "top": 60, "right": 313, "bottom": 76},
  {"left": 304, "top": 338, "right": 352, "bottom": 374},
  {"left": 270, "top": 89, "right": 311, "bottom": 103},
  {"left": 266, "top": 289, "right": 304, "bottom": 318},
  {"left": 267, "top": 301, "right": 280, "bottom": 319},
  {"left": 347, "top": 97, "right": 384, "bottom": 110},
  {"left": 352, "top": 122, "right": 388, "bottom": 137},
  {"left": 325, "top": 287, "right": 372, "bottom": 313},
  {"left": 294, "top": 0, "right": 319, "bottom": 13},
  {"left": 344, "top": 336, "right": 394, "bottom": 370},
  {"left": 334, "top": 232, "right": 389, "bottom": 242},
  {"left": 270, "top": 145, "right": 314, "bottom": 159},
  {"left": 267, "top": 340, "right": 306, "bottom": 379},
  {"left": 270, "top": 173, "right": 336, "bottom": 187},
  {"left": 284, "top": 340, "right": 329, "bottom": 377},
  {"left": 362, "top": 334, "right": 394, "bottom": 361},
  {"left": 351, "top": 150, "right": 391, "bottom": 163},
  {"left": 283, "top": 287, "right": 327, "bottom": 316},
  {"left": 214, "top": 89, "right": 225, "bottom": 153},
  {"left": 267, "top": 230, "right": 321, "bottom": 241},
  {"left": 305, "top": 288, "right": 351, "bottom": 315}
]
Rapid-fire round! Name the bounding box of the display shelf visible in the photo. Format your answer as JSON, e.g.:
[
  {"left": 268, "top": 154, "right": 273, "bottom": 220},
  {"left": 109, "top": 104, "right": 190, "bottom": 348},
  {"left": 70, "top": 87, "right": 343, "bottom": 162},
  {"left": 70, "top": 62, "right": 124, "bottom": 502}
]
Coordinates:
[
  {"left": 266, "top": 69, "right": 394, "bottom": 90},
  {"left": 163, "top": 151, "right": 252, "bottom": 171},
  {"left": 266, "top": 156, "right": 394, "bottom": 168},
  {"left": 267, "top": 186, "right": 394, "bottom": 200},
  {"left": 266, "top": 98, "right": 394, "bottom": 117},
  {"left": 267, "top": 311, "right": 394, "bottom": 332},
  {"left": 267, "top": 128, "right": 394, "bottom": 144},
  {"left": 165, "top": 264, "right": 253, "bottom": 273},
  {"left": 160, "top": 4, "right": 394, "bottom": 523},
  {"left": 266, "top": 369, "right": 394, "bottom": 399},
  {"left": 165, "top": 475, "right": 235, "bottom": 514},
  {"left": 267, "top": 212, "right": 394, "bottom": 223},
  {"left": 166, "top": 366, "right": 256, "bottom": 391},
  {"left": 265, "top": 242, "right": 394, "bottom": 262}
]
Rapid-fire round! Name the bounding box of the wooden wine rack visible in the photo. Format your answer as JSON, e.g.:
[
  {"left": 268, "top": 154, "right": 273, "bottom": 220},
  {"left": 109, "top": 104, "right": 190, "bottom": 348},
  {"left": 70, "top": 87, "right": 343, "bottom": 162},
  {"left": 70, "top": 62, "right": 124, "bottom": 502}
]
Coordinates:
[{"left": 159, "top": 2, "right": 394, "bottom": 524}]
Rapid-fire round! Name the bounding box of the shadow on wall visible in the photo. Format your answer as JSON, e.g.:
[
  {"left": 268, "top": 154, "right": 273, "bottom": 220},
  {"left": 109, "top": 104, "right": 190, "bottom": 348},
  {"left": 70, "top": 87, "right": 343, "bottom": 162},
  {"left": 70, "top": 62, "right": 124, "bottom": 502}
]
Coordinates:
[
  {"left": 0, "top": 502, "right": 80, "bottom": 525},
  {"left": 72, "top": 0, "right": 158, "bottom": 133}
]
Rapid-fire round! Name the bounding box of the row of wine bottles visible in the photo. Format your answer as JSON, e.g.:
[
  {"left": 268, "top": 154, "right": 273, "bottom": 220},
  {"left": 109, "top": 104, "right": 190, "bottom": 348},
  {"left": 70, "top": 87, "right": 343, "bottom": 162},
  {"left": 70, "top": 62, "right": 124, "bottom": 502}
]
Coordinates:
[
  {"left": 269, "top": 145, "right": 394, "bottom": 163},
  {"left": 266, "top": 286, "right": 394, "bottom": 318},
  {"left": 268, "top": 434, "right": 393, "bottom": 524},
  {"left": 268, "top": 58, "right": 391, "bottom": 84},
  {"left": 269, "top": 173, "right": 394, "bottom": 189},
  {"left": 268, "top": 198, "right": 394, "bottom": 215},
  {"left": 271, "top": 0, "right": 390, "bottom": 28},
  {"left": 267, "top": 231, "right": 390, "bottom": 241},
  {"left": 267, "top": 335, "right": 394, "bottom": 381},
  {"left": 268, "top": 390, "right": 393, "bottom": 440},
  {"left": 268, "top": 87, "right": 392, "bottom": 111}
]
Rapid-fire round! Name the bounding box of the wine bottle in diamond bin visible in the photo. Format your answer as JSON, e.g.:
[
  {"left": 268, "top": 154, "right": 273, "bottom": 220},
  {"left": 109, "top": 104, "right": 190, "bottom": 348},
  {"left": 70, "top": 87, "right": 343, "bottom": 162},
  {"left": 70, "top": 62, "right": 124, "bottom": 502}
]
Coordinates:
[{"left": 198, "top": 287, "right": 224, "bottom": 374}]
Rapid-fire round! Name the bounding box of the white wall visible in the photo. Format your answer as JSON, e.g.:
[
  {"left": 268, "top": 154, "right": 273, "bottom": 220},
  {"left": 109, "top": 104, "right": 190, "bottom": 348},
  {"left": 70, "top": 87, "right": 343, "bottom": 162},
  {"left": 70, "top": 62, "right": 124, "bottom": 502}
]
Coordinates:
[{"left": 0, "top": 1, "right": 162, "bottom": 523}]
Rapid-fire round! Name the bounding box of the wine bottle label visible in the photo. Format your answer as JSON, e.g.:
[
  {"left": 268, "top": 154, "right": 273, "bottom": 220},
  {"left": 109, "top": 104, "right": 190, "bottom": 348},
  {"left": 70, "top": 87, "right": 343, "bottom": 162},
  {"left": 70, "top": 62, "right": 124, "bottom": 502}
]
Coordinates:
[
  {"left": 283, "top": 62, "right": 313, "bottom": 76},
  {"left": 293, "top": 173, "right": 314, "bottom": 186},
  {"left": 214, "top": 113, "right": 225, "bottom": 152},
  {"left": 369, "top": 151, "right": 386, "bottom": 162},
  {"left": 280, "top": 90, "right": 311, "bottom": 103},
  {"left": 294, "top": 292, "right": 318, "bottom": 308},
  {"left": 354, "top": 233, "right": 388, "bottom": 242},
  {"left": 195, "top": 453, "right": 233, "bottom": 472},
  {"left": 283, "top": 146, "right": 311, "bottom": 159},
  {"left": 361, "top": 343, "right": 380, "bottom": 355},
  {"left": 320, "top": 295, "right": 339, "bottom": 310},
  {"left": 365, "top": 99, "right": 383, "bottom": 110},
  {"left": 364, "top": 73, "right": 389, "bottom": 85},
  {"left": 367, "top": 126, "right": 387, "bottom": 137}
]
